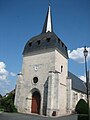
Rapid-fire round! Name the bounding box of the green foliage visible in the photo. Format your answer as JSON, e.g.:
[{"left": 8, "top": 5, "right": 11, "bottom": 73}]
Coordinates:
[
  {"left": 75, "top": 99, "right": 88, "bottom": 114},
  {"left": 0, "top": 93, "right": 17, "bottom": 112},
  {"left": 0, "top": 108, "right": 4, "bottom": 112},
  {"left": 0, "top": 94, "right": 2, "bottom": 99}
]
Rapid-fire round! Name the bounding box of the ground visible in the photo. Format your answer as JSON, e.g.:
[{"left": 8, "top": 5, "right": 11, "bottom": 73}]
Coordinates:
[{"left": 0, "top": 112, "right": 77, "bottom": 120}]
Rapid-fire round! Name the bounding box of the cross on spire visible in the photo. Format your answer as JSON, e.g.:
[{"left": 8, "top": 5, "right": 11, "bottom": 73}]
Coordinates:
[{"left": 42, "top": 3, "right": 53, "bottom": 33}]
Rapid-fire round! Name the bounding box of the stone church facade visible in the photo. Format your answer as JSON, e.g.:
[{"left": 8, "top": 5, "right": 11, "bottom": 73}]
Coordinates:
[{"left": 14, "top": 5, "right": 87, "bottom": 116}]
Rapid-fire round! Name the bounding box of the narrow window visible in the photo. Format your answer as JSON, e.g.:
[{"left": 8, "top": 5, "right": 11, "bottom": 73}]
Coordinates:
[
  {"left": 58, "top": 38, "right": 60, "bottom": 44},
  {"left": 47, "top": 38, "right": 50, "bottom": 42},
  {"left": 61, "top": 65, "right": 63, "bottom": 72},
  {"left": 37, "top": 40, "right": 40, "bottom": 45},
  {"left": 61, "top": 42, "right": 64, "bottom": 47},
  {"left": 65, "top": 46, "right": 67, "bottom": 51},
  {"left": 29, "top": 42, "right": 32, "bottom": 47}
]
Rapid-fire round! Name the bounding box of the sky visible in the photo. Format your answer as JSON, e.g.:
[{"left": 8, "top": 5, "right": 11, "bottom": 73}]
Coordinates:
[{"left": 0, "top": 0, "right": 90, "bottom": 95}]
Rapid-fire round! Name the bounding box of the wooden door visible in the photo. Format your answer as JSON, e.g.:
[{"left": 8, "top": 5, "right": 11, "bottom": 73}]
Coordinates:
[{"left": 31, "top": 91, "right": 41, "bottom": 114}]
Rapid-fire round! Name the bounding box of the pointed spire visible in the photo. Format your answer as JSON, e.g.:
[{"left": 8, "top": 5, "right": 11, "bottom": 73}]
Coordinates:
[{"left": 42, "top": 4, "right": 53, "bottom": 33}]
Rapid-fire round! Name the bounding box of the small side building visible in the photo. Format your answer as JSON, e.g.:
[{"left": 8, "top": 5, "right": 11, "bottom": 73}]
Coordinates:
[{"left": 67, "top": 72, "right": 87, "bottom": 114}]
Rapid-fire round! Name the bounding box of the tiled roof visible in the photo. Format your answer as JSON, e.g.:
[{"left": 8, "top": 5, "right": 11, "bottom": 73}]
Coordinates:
[
  {"left": 68, "top": 72, "right": 86, "bottom": 94},
  {"left": 23, "top": 32, "right": 68, "bottom": 58}
]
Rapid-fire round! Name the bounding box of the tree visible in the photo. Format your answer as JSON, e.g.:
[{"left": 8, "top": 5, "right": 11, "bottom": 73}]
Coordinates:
[
  {"left": 0, "top": 93, "right": 17, "bottom": 112},
  {"left": 75, "top": 99, "right": 88, "bottom": 114},
  {"left": 0, "top": 94, "right": 2, "bottom": 99}
]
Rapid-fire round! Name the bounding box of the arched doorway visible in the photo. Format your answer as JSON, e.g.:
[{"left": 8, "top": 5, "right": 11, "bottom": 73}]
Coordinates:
[{"left": 31, "top": 91, "right": 41, "bottom": 114}]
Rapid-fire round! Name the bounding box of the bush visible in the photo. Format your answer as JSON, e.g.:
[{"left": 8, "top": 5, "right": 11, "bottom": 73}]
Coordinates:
[
  {"left": 0, "top": 93, "right": 17, "bottom": 112},
  {"left": 75, "top": 99, "right": 88, "bottom": 114},
  {"left": 0, "top": 108, "right": 4, "bottom": 112}
]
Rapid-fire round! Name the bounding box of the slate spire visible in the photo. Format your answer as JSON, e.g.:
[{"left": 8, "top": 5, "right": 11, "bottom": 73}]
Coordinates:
[{"left": 42, "top": 4, "right": 53, "bottom": 33}]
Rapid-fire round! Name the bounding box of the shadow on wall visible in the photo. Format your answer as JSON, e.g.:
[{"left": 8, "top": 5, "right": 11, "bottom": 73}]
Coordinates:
[{"left": 43, "top": 78, "right": 48, "bottom": 115}]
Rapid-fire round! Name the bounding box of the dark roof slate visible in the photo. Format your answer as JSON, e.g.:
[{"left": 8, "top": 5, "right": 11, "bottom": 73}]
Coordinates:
[
  {"left": 23, "top": 32, "right": 68, "bottom": 59},
  {"left": 68, "top": 72, "right": 86, "bottom": 94}
]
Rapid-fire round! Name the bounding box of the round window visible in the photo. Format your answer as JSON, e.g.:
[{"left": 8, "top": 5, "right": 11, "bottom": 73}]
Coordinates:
[{"left": 33, "top": 77, "right": 38, "bottom": 84}]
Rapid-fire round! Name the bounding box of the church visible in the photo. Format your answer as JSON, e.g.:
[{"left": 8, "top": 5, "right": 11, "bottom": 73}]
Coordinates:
[{"left": 14, "top": 4, "right": 87, "bottom": 116}]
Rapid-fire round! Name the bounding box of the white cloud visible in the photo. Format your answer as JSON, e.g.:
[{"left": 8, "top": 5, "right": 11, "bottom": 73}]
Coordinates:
[
  {"left": 0, "top": 75, "right": 8, "bottom": 80},
  {"left": 68, "top": 47, "right": 90, "bottom": 63},
  {"left": 10, "top": 72, "right": 16, "bottom": 76},
  {"left": 0, "top": 61, "right": 17, "bottom": 95},
  {"left": 0, "top": 61, "right": 17, "bottom": 81},
  {"left": 0, "top": 62, "right": 8, "bottom": 80},
  {"left": 0, "top": 61, "right": 16, "bottom": 90},
  {"left": 79, "top": 75, "right": 86, "bottom": 82},
  {"left": 0, "top": 62, "right": 5, "bottom": 69},
  {"left": 0, "top": 83, "right": 9, "bottom": 95}
]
